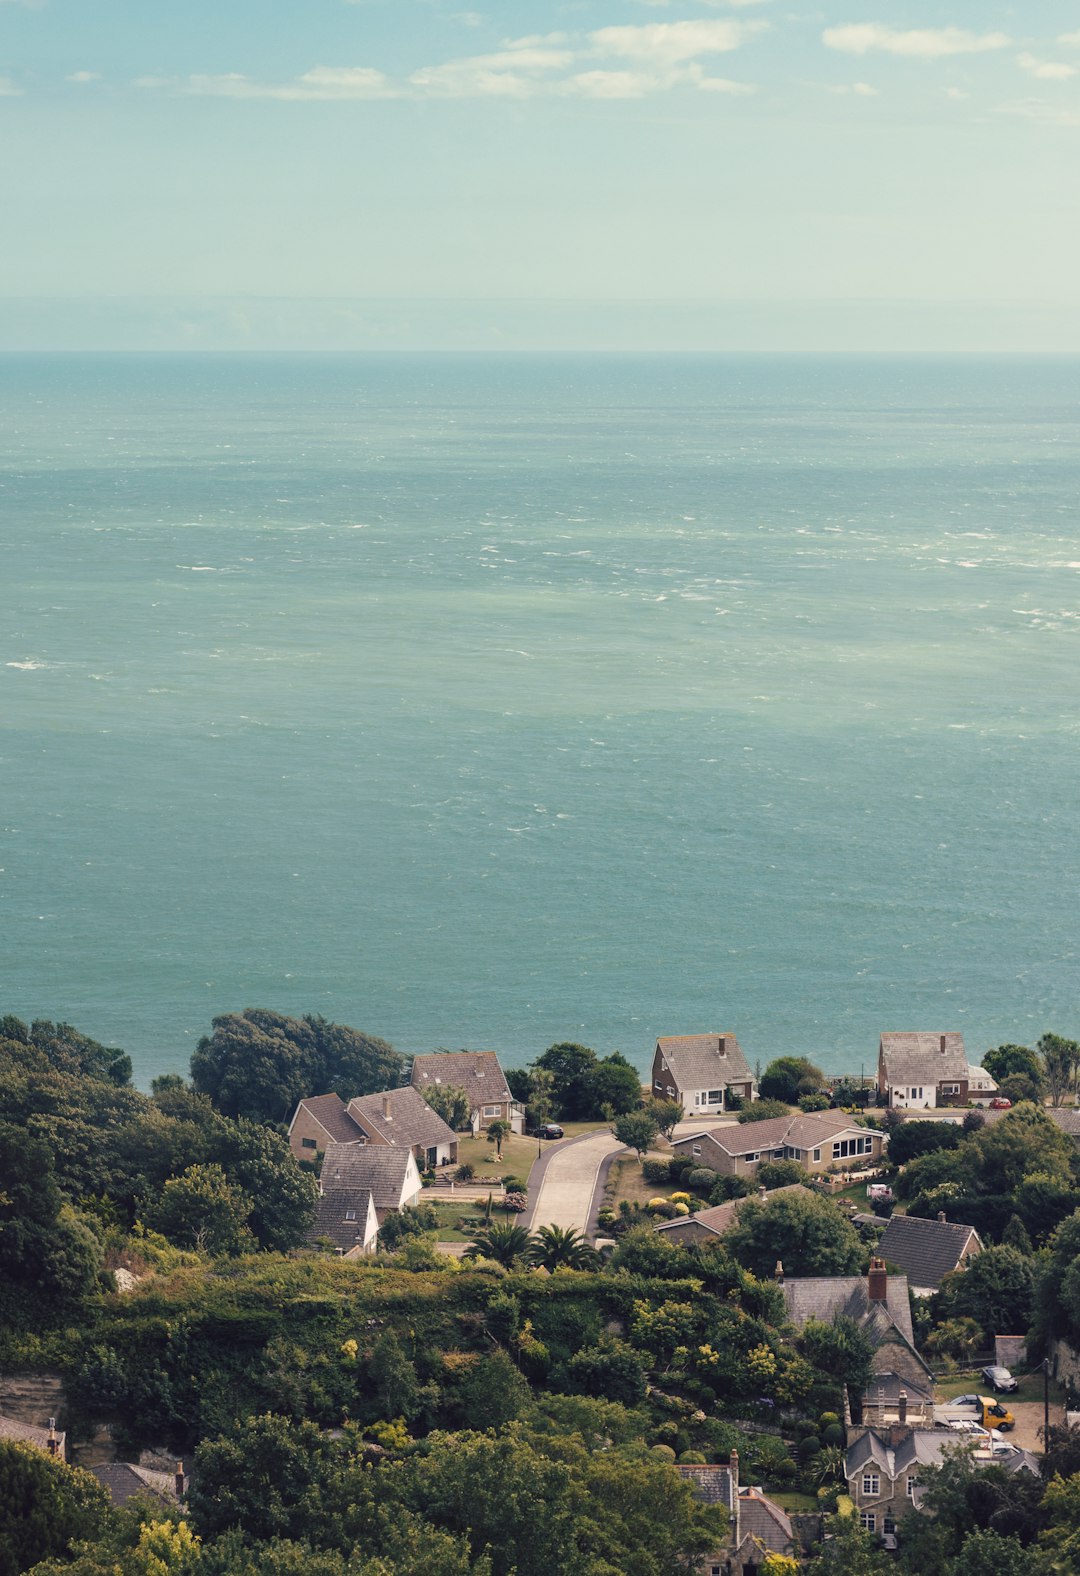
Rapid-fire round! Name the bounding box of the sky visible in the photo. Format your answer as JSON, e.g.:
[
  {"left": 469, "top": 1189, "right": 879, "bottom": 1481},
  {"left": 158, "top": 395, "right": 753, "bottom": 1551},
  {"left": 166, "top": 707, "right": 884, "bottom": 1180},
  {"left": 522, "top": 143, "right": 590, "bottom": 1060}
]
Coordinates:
[{"left": 2, "top": 0, "right": 1080, "bottom": 348}]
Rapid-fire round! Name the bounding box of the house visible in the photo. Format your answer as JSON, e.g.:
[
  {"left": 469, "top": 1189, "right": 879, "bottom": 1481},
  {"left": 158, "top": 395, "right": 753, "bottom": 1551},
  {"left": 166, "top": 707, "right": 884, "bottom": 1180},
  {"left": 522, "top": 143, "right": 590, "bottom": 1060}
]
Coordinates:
[
  {"left": 0, "top": 1414, "right": 65, "bottom": 1462},
  {"left": 90, "top": 1461, "right": 187, "bottom": 1508},
  {"left": 652, "top": 1034, "right": 756, "bottom": 1116},
  {"left": 306, "top": 1186, "right": 380, "bottom": 1257},
  {"left": 410, "top": 1051, "right": 524, "bottom": 1136},
  {"left": 288, "top": 1086, "right": 458, "bottom": 1170},
  {"left": 966, "top": 1064, "right": 999, "bottom": 1104},
  {"left": 877, "top": 1032, "right": 968, "bottom": 1110},
  {"left": 781, "top": 1259, "right": 935, "bottom": 1427},
  {"left": 677, "top": 1454, "right": 799, "bottom": 1575},
  {"left": 317, "top": 1141, "right": 422, "bottom": 1222},
  {"left": 671, "top": 1111, "right": 885, "bottom": 1180},
  {"left": 845, "top": 1425, "right": 966, "bottom": 1540},
  {"left": 876, "top": 1213, "right": 982, "bottom": 1297},
  {"left": 655, "top": 1184, "right": 812, "bottom": 1246}
]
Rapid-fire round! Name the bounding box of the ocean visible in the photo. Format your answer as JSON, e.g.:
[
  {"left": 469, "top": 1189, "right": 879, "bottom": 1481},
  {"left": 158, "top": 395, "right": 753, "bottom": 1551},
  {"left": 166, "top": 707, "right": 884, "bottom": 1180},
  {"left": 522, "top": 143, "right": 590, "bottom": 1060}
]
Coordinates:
[{"left": 2, "top": 353, "right": 1078, "bottom": 1088}]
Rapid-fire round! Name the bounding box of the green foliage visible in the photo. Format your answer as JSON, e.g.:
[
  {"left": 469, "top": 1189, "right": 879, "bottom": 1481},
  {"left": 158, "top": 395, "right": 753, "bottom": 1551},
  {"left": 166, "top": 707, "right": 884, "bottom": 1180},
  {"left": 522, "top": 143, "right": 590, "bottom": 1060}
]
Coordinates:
[
  {"left": 1038, "top": 1032, "right": 1080, "bottom": 1108},
  {"left": 798, "top": 1092, "right": 831, "bottom": 1112},
  {"left": 799, "top": 1316, "right": 874, "bottom": 1400},
  {"left": 948, "top": 1529, "right": 1031, "bottom": 1576},
  {"left": 0, "top": 1015, "right": 131, "bottom": 1086},
  {"left": 982, "top": 1043, "right": 1043, "bottom": 1091},
  {"left": 532, "top": 1043, "right": 641, "bottom": 1120},
  {"left": 937, "top": 1243, "right": 1034, "bottom": 1340},
  {"left": 613, "top": 1108, "right": 659, "bottom": 1158},
  {"left": 142, "top": 1163, "right": 255, "bottom": 1256},
  {"left": 553, "top": 1337, "right": 649, "bottom": 1406},
  {"left": 738, "top": 1098, "right": 791, "bottom": 1123},
  {"left": 0, "top": 1122, "right": 104, "bottom": 1313},
  {"left": 465, "top": 1223, "right": 534, "bottom": 1268},
  {"left": 755, "top": 1158, "right": 809, "bottom": 1189},
  {"left": 190, "top": 1009, "right": 401, "bottom": 1124},
  {"left": 687, "top": 1166, "right": 719, "bottom": 1193},
  {"left": 646, "top": 1099, "right": 684, "bottom": 1139},
  {"left": 0, "top": 1440, "right": 111, "bottom": 1576},
  {"left": 760, "top": 1056, "right": 826, "bottom": 1104},
  {"left": 529, "top": 1224, "right": 600, "bottom": 1271},
  {"left": 378, "top": 1201, "right": 438, "bottom": 1251},
  {"left": 485, "top": 1119, "right": 511, "bottom": 1158},
  {"left": 725, "top": 1189, "right": 862, "bottom": 1277},
  {"left": 425, "top": 1084, "right": 473, "bottom": 1132},
  {"left": 887, "top": 1119, "right": 963, "bottom": 1167},
  {"left": 642, "top": 1158, "right": 672, "bottom": 1184}
]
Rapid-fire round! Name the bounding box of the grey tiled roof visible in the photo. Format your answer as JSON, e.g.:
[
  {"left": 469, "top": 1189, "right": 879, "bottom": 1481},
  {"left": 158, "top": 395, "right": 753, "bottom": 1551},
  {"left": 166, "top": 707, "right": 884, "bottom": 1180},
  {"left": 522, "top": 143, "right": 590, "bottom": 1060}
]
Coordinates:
[
  {"left": 0, "top": 1415, "right": 65, "bottom": 1456},
  {"left": 307, "top": 1187, "right": 376, "bottom": 1252},
  {"left": 845, "top": 1427, "right": 959, "bottom": 1483},
  {"left": 877, "top": 1214, "right": 981, "bottom": 1291},
  {"left": 879, "top": 1032, "right": 967, "bottom": 1086},
  {"left": 675, "top": 1463, "right": 737, "bottom": 1511},
  {"left": 90, "top": 1463, "right": 182, "bottom": 1507},
  {"left": 656, "top": 1033, "right": 752, "bottom": 1090},
  {"left": 675, "top": 1111, "right": 877, "bottom": 1158},
  {"left": 782, "top": 1275, "right": 916, "bottom": 1346},
  {"left": 320, "top": 1142, "right": 414, "bottom": 1210},
  {"left": 347, "top": 1084, "right": 457, "bottom": 1152},
  {"left": 738, "top": 1491, "right": 795, "bottom": 1555},
  {"left": 411, "top": 1051, "right": 512, "bottom": 1113},
  {"left": 655, "top": 1184, "right": 811, "bottom": 1238},
  {"left": 295, "top": 1093, "right": 366, "bottom": 1145},
  {"left": 1049, "top": 1109, "right": 1080, "bottom": 1137}
]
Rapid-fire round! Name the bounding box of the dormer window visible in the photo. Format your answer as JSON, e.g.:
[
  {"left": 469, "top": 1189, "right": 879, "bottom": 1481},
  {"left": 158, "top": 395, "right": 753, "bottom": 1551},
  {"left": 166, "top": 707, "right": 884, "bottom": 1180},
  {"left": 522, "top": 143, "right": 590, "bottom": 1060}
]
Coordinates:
[{"left": 344, "top": 1209, "right": 357, "bottom": 1221}]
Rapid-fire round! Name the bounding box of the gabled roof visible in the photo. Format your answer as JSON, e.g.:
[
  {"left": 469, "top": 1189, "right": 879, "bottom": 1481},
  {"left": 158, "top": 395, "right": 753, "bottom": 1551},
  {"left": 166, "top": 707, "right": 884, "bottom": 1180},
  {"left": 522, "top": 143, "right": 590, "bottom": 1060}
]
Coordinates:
[
  {"left": 877, "top": 1214, "right": 981, "bottom": 1292},
  {"left": 319, "top": 1142, "right": 415, "bottom": 1210},
  {"left": 346, "top": 1084, "right": 457, "bottom": 1152},
  {"left": 846, "top": 1427, "right": 961, "bottom": 1483},
  {"left": 656, "top": 1184, "right": 811, "bottom": 1238},
  {"left": 410, "top": 1051, "right": 512, "bottom": 1113},
  {"left": 1048, "top": 1109, "right": 1080, "bottom": 1138},
  {"left": 879, "top": 1032, "right": 967, "bottom": 1086},
  {"left": 738, "top": 1489, "right": 795, "bottom": 1556},
  {"left": 306, "top": 1187, "right": 377, "bottom": 1253},
  {"left": 674, "top": 1111, "right": 876, "bottom": 1158},
  {"left": 655, "top": 1033, "right": 752, "bottom": 1089},
  {"left": 0, "top": 1414, "right": 65, "bottom": 1457},
  {"left": 90, "top": 1463, "right": 182, "bottom": 1508},
  {"left": 782, "top": 1274, "right": 916, "bottom": 1346},
  {"left": 291, "top": 1092, "right": 365, "bottom": 1145},
  {"left": 675, "top": 1463, "right": 737, "bottom": 1511}
]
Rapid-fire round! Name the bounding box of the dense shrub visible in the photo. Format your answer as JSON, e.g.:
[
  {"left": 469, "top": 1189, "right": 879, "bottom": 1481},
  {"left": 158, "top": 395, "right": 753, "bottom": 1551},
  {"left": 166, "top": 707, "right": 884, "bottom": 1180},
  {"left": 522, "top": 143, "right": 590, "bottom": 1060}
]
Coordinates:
[
  {"left": 687, "top": 1168, "right": 718, "bottom": 1194},
  {"left": 642, "top": 1158, "right": 672, "bottom": 1185}
]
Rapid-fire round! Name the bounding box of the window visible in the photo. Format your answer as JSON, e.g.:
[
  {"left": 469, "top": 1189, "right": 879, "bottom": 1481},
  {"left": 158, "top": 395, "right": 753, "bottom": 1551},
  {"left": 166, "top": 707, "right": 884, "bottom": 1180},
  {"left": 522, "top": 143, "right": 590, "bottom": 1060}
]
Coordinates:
[
  {"left": 813, "top": 1147, "right": 821, "bottom": 1162},
  {"left": 861, "top": 1474, "right": 879, "bottom": 1497},
  {"left": 344, "top": 1209, "right": 357, "bottom": 1221},
  {"left": 706, "top": 1089, "right": 723, "bottom": 1104},
  {"left": 859, "top": 1513, "right": 876, "bottom": 1533},
  {"left": 832, "top": 1136, "right": 873, "bottom": 1160},
  {"left": 301, "top": 1137, "right": 317, "bottom": 1150},
  {"left": 909, "top": 1086, "right": 923, "bottom": 1100},
  {"left": 744, "top": 1152, "right": 759, "bottom": 1164},
  {"left": 942, "top": 1083, "right": 960, "bottom": 1096},
  {"left": 692, "top": 1145, "right": 702, "bottom": 1156},
  {"left": 907, "top": 1477, "right": 917, "bottom": 1500},
  {"left": 483, "top": 1105, "right": 500, "bottom": 1117}
]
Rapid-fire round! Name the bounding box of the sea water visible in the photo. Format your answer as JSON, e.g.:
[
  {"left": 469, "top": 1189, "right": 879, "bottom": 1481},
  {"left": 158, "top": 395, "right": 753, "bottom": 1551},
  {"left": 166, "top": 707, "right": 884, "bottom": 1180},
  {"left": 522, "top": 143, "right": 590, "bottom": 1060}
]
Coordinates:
[{"left": 2, "top": 353, "right": 1079, "bottom": 1086}]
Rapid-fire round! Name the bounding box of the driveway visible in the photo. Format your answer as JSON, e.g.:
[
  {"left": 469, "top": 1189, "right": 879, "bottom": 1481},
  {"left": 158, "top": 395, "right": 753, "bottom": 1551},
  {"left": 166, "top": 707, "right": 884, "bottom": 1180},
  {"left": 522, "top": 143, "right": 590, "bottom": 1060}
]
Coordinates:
[{"left": 525, "top": 1130, "right": 624, "bottom": 1235}]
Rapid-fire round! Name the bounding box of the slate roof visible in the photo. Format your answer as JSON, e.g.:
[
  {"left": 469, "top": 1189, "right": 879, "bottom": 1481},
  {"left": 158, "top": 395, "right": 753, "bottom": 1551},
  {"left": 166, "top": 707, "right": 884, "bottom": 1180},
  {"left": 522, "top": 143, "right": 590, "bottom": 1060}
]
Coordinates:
[
  {"left": 0, "top": 1414, "right": 65, "bottom": 1457},
  {"left": 410, "top": 1051, "right": 513, "bottom": 1113},
  {"left": 656, "top": 1184, "right": 811, "bottom": 1238},
  {"left": 876, "top": 1214, "right": 981, "bottom": 1292},
  {"left": 346, "top": 1084, "right": 457, "bottom": 1152},
  {"left": 655, "top": 1033, "right": 752, "bottom": 1090},
  {"left": 674, "top": 1111, "right": 877, "bottom": 1158},
  {"left": 306, "top": 1187, "right": 376, "bottom": 1253},
  {"left": 319, "top": 1142, "right": 415, "bottom": 1211},
  {"left": 781, "top": 1273, "right": 916, "bottom": 1346},
  {"left": 846, "top": 1427, "right": 962, "bottom": 1483},
  {"left": 293, "top": 1093, "right": 365, "bottom": 1145},
  {"left": 738, "top": 1490, "right": 795, "bottom": 1556},
  {"left": 879, "top": 1032, "right": 967, "bottom": 1086},
  {"left": 90, "top": 1463, "right": 182, "bottom": 1508},
  {"left": 1049, "top": 1109, "right": 1080, "bottom": 1138},
  {"left": 675, "top": 1463, "right": 737, "bottom": 1512}
]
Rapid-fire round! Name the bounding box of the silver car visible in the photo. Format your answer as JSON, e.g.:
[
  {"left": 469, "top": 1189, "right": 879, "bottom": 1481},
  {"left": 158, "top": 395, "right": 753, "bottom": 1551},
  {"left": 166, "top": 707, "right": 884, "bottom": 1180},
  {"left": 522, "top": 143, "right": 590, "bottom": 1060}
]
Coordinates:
[{"left": 981, "top": 1365, "right": 1019, "bottom": 1393}]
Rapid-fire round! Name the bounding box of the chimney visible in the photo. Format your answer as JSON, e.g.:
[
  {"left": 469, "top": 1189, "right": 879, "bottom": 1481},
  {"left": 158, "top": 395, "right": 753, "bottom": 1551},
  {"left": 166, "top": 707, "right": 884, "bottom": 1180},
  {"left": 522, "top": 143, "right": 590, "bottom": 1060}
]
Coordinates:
[
  {"left": 729, "top": 1449, "right": 739, "bottom": 1490},
  {"left": 898, "top": 1390, "right": 908, "bottom": 1425},
  {"left": 47, "top": 1419, "right": 58, "bottom": 1456},
  {"left": 937, "top": 1211, "right": 947, "bottom": 1224},
  {"left": 889, "top": 1422, "right": 911, "bottom": 1449},
  {"left": 718, "top": 1035, "right": 727, "bottom": 1056},
  {"left": 381, "top": 1093, "right": 392, "bottom": 1121},
  {"left": 775, "top": 1260, "right": 784, "bottom": 1284},
  {"left": 175, "top": 1460, "right": 185, "bottom": 1500},
  {"left": 940, "top": 1035, "right": 947, "bottom": 1054},
  {"left": 868, "top": 1257, "right": 888, "bottom": 1303}
]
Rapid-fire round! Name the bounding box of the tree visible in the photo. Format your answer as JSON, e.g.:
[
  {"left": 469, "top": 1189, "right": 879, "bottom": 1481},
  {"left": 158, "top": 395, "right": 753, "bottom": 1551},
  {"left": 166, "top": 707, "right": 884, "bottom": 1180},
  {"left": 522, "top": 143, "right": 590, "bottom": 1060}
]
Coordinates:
[
  {"left": 646, "top": 1098, "right": 684, "bottom": 1139},
  {"left": 725, "top": 1190, "right": 863, "bottom": 1277},
  {"left": 613, "top": 1108, "right": 659, "bottom": 1159},
  {"left": 485, "top": 1120, "right": 511, "bottom": 1160},
  {"left": 738, "top": 1098, "right": 792, "bottom": 1123},
  {"left": 755, "top": 1158, "right": 810, "bottom": 1189},
  {"left": 186, "top": 1414, "right": 357, "bottom": 1545},
  {"left": 450, "top": 1350, "right": 530, "bottom": 1430},
  {"left": 533, "top": 1043, "right": 597, "bottom": 1120},
  {"left": 887, "top": 1120, "right": 962, "bottom": 1167},
  {"left": 799, "top": 1316, "right": 874, "bottom": 1399},
  {"left": 464, "top": 1223, "right": 534, "bottom": 1268},
  {"left": 584, "top": 1054, "right": 641, "bottom": 1116},
  {"left": 760, "top": 1056, "right": 826, "bottom": 1105},
  {"left": 0, "top": 1440, "right": 111, "bottom": 1576},
  {"left": 422, "top": 1083, "right": 473, "bottom": 1132},
  {"left": 0, "top": 1122, "right": 104, "bottom": 1312},
  {"left": 529, "top": 1225, "right": 600, "bottom": 1271},
  {"left": 369, "top": 1330, "right": 422, "bottom": 1420},
  {"left": 1039, "top": 1033, "right": 1080, "bottom": 1108},
  {"left": 209, "top": 1119, "right": 318, "bottom": 1251},
  {"left": 949, "top": 1529, "right": 1030, "bottom": 1576},
  {"left": 555, "top": 1339, "right": 649, "bottom": 1406},
  {"left": 982, "top": 1043, "right": 1043, "bottom": 1091},
  {"left": 525, "top": 1067, "right": 555, "bottom": 1131},
  {"left": 806, "top": 1513, "right": 892, "bottom": 1575},
  {"left": 939, "top": 1244, "right": 1034, "bottom": 1340},
  {"left": 142, "top": 1163, "right": 255, "bottom": 1255},
  {"left": 969, "top": 1103, "right": 1077, "bottom": 1195}
]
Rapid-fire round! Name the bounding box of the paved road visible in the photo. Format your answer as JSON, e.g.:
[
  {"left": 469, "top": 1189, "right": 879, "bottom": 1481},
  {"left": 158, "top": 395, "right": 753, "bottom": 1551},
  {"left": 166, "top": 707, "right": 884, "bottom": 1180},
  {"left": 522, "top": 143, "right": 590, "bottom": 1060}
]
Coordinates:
[{"left": 526, "top": 1131, "right": 624, "bottom": 1234}]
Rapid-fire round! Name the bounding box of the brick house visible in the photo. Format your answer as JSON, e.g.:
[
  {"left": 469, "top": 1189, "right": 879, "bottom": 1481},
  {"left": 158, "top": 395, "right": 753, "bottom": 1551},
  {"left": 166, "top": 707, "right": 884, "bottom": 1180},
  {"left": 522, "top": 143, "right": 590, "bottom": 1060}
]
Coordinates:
[
  {"left": 315, "top": 1141, "right": 422, "bottom": 1226},
  {"left": 677, "top": 1454, "right": 800, "bottom": 1575},
  {"left": 877, "top": 1033, "right": 968, "bottom": 1109},
  {"left": 410, "top": 1051, "right": 524, "bottom": 1135},
  {"left": 651, "top": 1034, "right": 757, "bottom": 1116},
  {"left": 288, "top": 1086, "right": 458, "bottom": 1170},
  {"left": 670, "top": 1111, "right": 884, "bottom": 1180}
]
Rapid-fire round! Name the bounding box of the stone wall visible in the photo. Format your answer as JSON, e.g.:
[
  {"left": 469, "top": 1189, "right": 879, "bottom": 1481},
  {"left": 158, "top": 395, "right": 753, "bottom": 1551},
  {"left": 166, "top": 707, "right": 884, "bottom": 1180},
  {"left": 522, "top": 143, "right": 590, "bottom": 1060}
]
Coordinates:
[{"left": 0, "top": 1372, "right": 67, "bottom": 1431}]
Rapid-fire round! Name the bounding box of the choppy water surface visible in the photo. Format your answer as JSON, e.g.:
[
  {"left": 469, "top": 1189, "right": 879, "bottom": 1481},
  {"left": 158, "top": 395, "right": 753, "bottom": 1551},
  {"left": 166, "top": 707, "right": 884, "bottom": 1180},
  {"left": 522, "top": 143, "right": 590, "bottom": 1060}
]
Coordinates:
[{"left": 2, "top": 354, "right": 1078, "bottom": 1084}]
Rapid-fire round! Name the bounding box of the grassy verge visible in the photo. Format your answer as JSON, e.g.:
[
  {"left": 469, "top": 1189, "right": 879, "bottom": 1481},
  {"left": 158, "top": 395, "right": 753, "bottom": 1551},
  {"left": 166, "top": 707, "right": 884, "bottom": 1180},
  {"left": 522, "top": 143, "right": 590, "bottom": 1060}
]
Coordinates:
[
  {"left": 767, "top": 1490, "right": 820, "bottom": 1513},
  {"left": 453, "top": 1121, "right": 608, "bottom": 1178}
]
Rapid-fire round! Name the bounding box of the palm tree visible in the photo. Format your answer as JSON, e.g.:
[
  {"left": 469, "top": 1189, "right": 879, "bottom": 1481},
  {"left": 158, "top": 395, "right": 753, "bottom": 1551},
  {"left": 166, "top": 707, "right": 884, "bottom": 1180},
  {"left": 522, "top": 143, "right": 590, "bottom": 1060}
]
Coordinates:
[
  {"left": 529, "top": 1224, "right": 600, "bottom": 1271},
  {"left": 464, "top": 1223, "right": 535, "bottom": 1269},
  {"left": 486, "top": 1119, "right": 512, "bottom": 1160}
]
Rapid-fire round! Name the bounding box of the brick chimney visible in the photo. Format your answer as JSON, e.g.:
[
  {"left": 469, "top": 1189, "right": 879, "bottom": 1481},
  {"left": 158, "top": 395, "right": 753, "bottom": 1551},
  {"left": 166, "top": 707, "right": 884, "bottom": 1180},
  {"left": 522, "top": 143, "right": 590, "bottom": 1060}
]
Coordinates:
[
  {"left": 940, "top": 1034, "right": 947, "bottom": 1054},
  {"left": 898, "top": 1390, "right": 908, "bottom": 1425},
  {"left": 718, "top": 1035, "right": 727, "bottom": 1057},
  {"left": 888, "top": 1422, "right": 912, "bottom": 1448},
  {"left": 175, "top": 1460, "right": 185, "bottom": 1500},
  {"left": 729, "top": 1448, "right": 739, "bottom": 1490},
  {"left": 381, "top": 1093, "right": 392, "bottom": 1121},
  {"left": 775, "top": 1260, "right": 784, "bottom": 1284},
  {"left": 937, "top": 1211, "right": 947, "bottom": 1223},
  {"left": 868, "top": 1257, "right": 888, "bottom": 1303}
]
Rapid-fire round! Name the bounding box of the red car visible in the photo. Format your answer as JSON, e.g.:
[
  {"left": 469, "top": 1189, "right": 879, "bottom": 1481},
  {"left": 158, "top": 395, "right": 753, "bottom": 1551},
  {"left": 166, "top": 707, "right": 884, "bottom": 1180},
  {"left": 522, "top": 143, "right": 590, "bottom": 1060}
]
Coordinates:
[{"left": 989, "top": 1097, "right": 1012, "bottom": 1109}]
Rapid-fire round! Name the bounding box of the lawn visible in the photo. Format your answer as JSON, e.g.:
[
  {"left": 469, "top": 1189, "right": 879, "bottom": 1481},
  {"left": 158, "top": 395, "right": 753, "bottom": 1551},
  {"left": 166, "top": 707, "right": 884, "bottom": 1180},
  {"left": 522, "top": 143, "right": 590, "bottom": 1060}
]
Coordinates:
[
  {"left": 453, "top": 1121, "right": 607, "bottom": 1181},
  {"left": 603, "top": 1151, "right": 686, "bottom": 1211},
  {"left": 934, "top": 1369, "right": 1063, "bottom": 1405},
  {"left": 423, "top": 1200, "right": 503, "bottom": 1243},
  {"left": 768, "top": 1491, "right": 820, "bottom": 1513}
]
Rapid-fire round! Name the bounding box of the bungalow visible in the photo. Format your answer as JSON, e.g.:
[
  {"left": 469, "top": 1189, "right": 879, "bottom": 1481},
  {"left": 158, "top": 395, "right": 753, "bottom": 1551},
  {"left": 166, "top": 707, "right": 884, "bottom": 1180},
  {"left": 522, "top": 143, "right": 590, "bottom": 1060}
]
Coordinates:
[
  {"left": 671, "top": 1111, "right": 884, "bottom": 1180},
  {"left": 652, "top": 1034, "right": 756, "bottom": 1116},
  {"left": 0, "top": 1414, "right": 65, "bottom": 1462},
  {"left": 410, "top": 1051, "right": 524, "bottom": 1135},
  {"left": 655, "top": 1184, "right": 812, "bottom": 1246},
  {"left": 877, "top": 1032, "right": 968, "bottom": 1110},
  {"left": 781, "top": 1259, "right": 936, "bottom": 1428},
  {"left": 876, "top": 1213, "right": 982, "bottom": 1297},
  {"left": 289, "top": 1086, "right": 458, "bottom": 1170}
]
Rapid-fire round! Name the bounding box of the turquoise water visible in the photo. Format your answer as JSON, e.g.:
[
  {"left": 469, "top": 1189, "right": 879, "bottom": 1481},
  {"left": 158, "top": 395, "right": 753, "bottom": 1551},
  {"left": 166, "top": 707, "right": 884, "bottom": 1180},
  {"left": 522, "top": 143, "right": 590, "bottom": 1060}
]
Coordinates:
[{"left": 2, "top": 354, "right": 1079, "bottom": 1087}]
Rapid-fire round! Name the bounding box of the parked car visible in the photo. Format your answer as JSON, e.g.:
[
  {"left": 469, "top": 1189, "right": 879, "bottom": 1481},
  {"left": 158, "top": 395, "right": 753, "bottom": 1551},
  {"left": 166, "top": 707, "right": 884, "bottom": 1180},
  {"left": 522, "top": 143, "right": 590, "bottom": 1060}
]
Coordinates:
[
  {"left": 531, "top": 1123, "right": 564, "bottom": 1140},
  {"left": 982, "top": 1364, "right": 1019, "bottom": 1393},
  {"left": 989, "top": 1097, "right": 1012, "bottom": 1109}
]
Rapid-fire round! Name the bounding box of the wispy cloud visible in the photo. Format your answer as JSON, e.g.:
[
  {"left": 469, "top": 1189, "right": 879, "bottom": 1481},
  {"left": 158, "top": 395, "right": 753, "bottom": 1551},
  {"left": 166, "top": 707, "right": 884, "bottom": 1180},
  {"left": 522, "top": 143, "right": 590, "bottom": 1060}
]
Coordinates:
[
  {"left": 67, "top": 70, "right": 100, "bottom": 83},
  {"left": 828, "top": 81, "right": 878, "bottom": 96},
  {"left": 1017, "top": 52, "right": 1075, "bottom": 82},
  {"left": 184, "top": 66, "right": 398, "bottom": 100},
  {"left": 1058, "top": 31, "right": 1080, "bottom": 47},
  {"left": 999, "top": 97, "right": 1080, "bottom": 127},
  {"left": 824, "top": 24, "right": 1010, "bottom": 58},
  {"left": 0, "top": 74, "right": 23, "bottom": 95},
  {"left": 637, "top": 0, "right": 769, "bottom": 7},
  {"left": 591, "top": 20, "right": 764, "bottom": 64}
]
